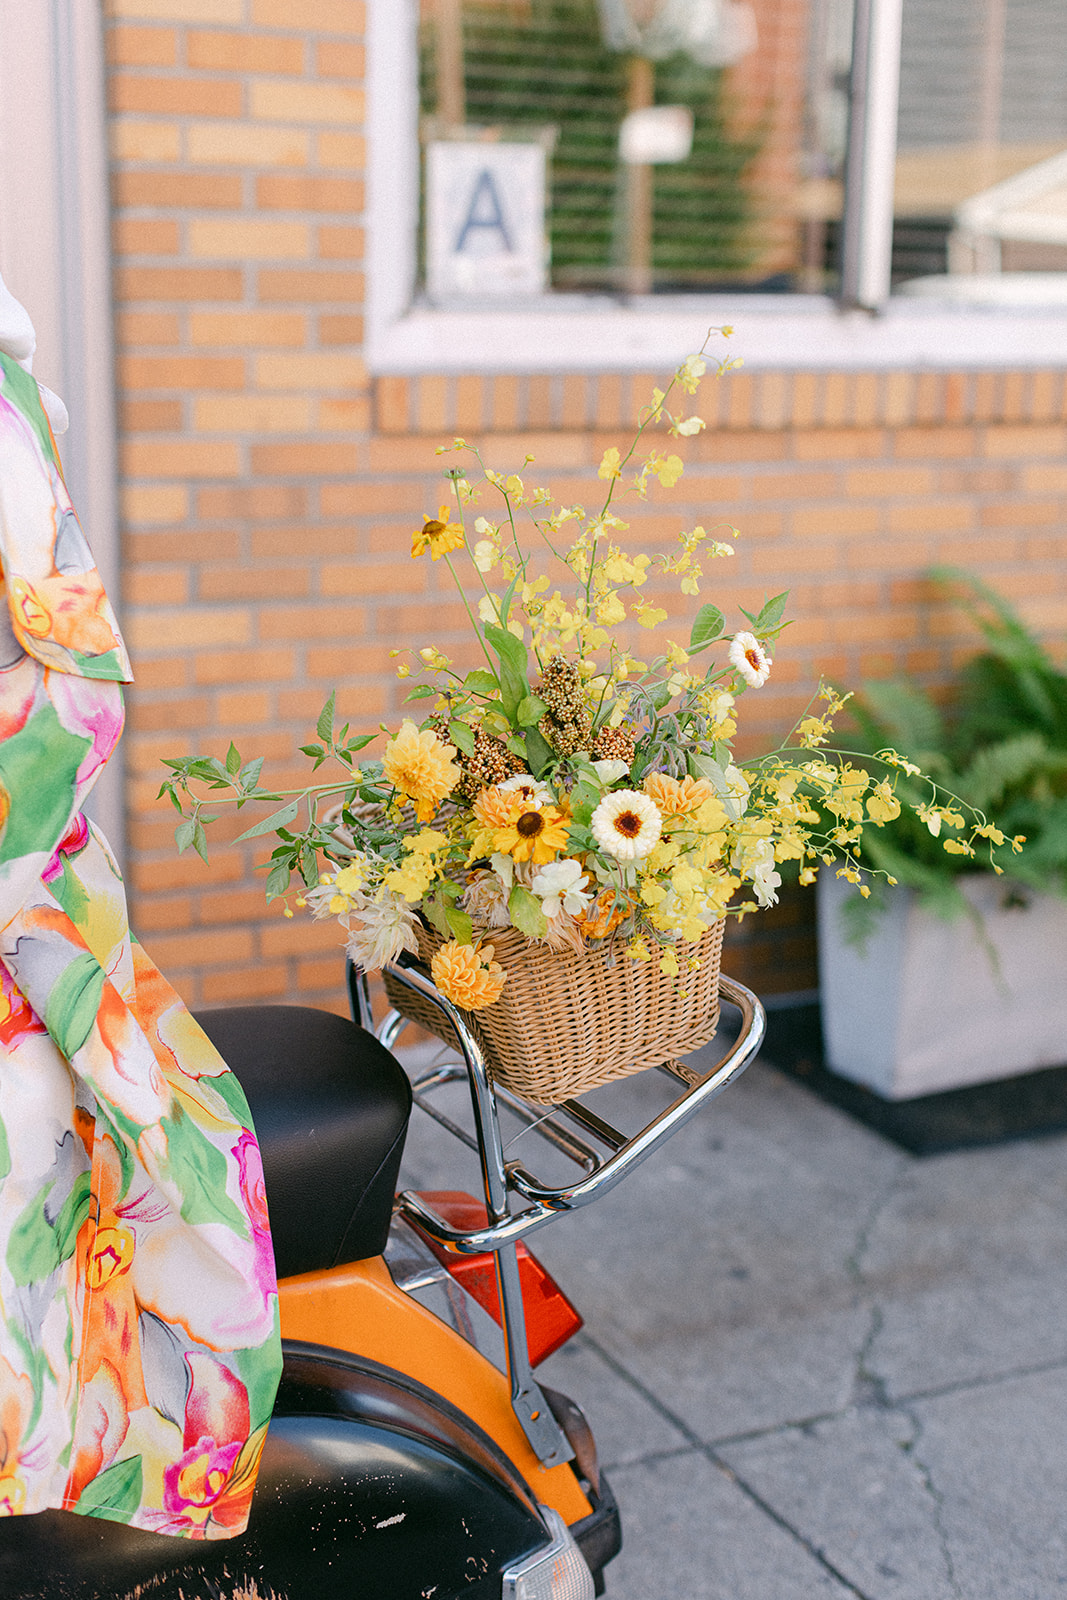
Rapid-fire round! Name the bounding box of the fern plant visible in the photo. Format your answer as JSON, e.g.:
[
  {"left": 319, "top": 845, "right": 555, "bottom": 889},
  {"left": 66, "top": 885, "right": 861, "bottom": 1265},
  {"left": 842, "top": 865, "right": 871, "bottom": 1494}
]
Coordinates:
[{"left": 841, "top": 568, "right": 1067, "bottom": 921}]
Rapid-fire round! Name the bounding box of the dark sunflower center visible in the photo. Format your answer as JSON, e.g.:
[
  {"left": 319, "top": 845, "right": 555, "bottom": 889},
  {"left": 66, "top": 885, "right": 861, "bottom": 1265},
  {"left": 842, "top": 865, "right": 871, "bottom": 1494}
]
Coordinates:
[
  {"left": 517, "top": 811, "right": 544, "bottom": 837},
  {"left": 744, "top": 647, "right": 762, "bottom": 671},
  {"left": 423, "top": 519, "right": 445, "bottom": 536},
  {"left": 614, "top": 810, "right": 642, "bottom": 838}
]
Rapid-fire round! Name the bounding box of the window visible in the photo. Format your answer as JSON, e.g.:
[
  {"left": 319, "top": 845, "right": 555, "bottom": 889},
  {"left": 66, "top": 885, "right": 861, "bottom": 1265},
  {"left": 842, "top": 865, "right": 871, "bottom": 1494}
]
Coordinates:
[{"left": 366, "top": 0, "right": 1067, "bottom": 371}]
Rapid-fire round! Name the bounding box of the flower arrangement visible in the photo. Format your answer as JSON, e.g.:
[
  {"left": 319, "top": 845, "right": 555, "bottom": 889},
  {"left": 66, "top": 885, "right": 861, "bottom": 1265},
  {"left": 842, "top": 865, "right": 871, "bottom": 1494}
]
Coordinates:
[{"left": 161, "top": 336, "right": 1013, "bottom": 1021}]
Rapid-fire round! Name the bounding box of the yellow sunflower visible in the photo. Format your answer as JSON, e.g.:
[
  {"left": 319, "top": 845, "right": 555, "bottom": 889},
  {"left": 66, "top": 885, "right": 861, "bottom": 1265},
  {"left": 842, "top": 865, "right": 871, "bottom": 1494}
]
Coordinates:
[
  {"left": 493, "top": 802, "right": 569, "bottom": 865},
  {"left": 412, "top": 504, "right": 465, "bottom": 561}
]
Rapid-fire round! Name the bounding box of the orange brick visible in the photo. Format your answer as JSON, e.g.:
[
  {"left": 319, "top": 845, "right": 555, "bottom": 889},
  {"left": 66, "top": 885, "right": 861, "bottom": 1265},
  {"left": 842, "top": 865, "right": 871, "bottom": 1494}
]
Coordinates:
[
  {"left": 110, "top": 120, "right": 181, "bottom": 161},
  {"left": 983, "top": 424, "right": 1067, "bottom": 458},
  {"left": 792, "top": 504, "right": 879, "bottom": 537},
  {"left": 112, "top": 215, "right": 180, "bottom": 256},
  {"left": 121, "top": 484, "right": 189, "bottom": 526},
  {"left": 251, "top": 440, "right": 359, "bottom": 475},
  {"left": 130, "top": 850, "right": 243, "bottom": 893},
  {"left": 190, "top": 310, "right": 306, "bottom": 347},
  {"left": 201, "top": 964, "right": 288, "bottom": 1003},
  {"left": 1030, "top": 371, "right": 1062, "bottom": 421},
  {"left": 317, "top": 38, "right": 365, "bottom": 77},
  {"left": 194, "top": 648, "right": 296, "bottom": 684},
  {"left": 257, "top": 268, "right": 363, "bottom": 302},
  {"left": 107, "top": 24, "right": 178, "bottom": 64},
  {"left": 320, "top": 314, "right": 364, "bottom": 346},
  {"left": 698, "top": 431, "right": 787, "bottom": 463},
  {"left": 116, "top": 311, "right": 181, "bottom": 346},
  {"left": 847, "top": 538, "right": 936, "bottom": 570},
  {"left": 319, "top": 225, "right": 363, "bottom": 260},
  {"left": 257, "top": 604, "right": 366, "bottom": 640},
  {"left": 120, "top": 399, "right": 183, "bottom": 432},
  {"left": 125, "top": 607, "right": 252, "bottom": 651},
  {"left": 197, "top": 484, "right": 306, "bottom": 519},
  {"left": 120, "top": 354, "right": 245, "bottom": 390},
  {"left": 250, "top": 524, "right": 353, "bottom": 558},
  {"left": 789, "top": 373, "right": 820, "bottom": 428},
  {"left": 117, "top": 266, "right": 243, "bottom": 301},
  {"left": 199, "top": 563, "right": 311, "bottom": 599},
  {"left": 129, "top": 694, "right": 212, "bottom": 731},
  {"left": 251, "top": 0, "right": 365, "bottom": 35},
  {"left": 320, "top": 561, "right": 424, "bottom": 596},
  {"left": 415, "top": 375, "right": 449, "bottom": 433},
  {"left": 130, "top": 527, "right": 244, "bottom": 563},
  {"left": 121, "top": 440, "right": 242, "bottom": 478},
  {"left": 376, "top": 377, "right": 409, "bottom": 433},
  {"left": 249, "top": 79, "right": 363, "bottom": 125},
  {"left": 256, "top": 174, "right": 363, "bottom": 211},
  {"left": 316, "top": 130, "right": 365, "bottom": 168},
  {"left": 1021, "top": 463, "right": 1067, "bottom": 492},
  {"left": 295, "top": 957, "right": 347, "bottom": 994},
  {"left": 125, "top": 567, "right": 190, "bottom": 605},
  {"left": 134, "top": 895, "right": 193, "bottom": 932},
  {"left": 255, "top": 351, "right": 367, "bottom": 390},
  {"left": 187, "top": 30, "right": 305, "bottom": 71},
  {"left": 844, "top": 467, "right": 935, "bottom": 497},
  {"left": 979, "top": 499, "right": 1059, "bottom": 527},
  {"left": 110, "top": 72, "right": 242, "bottom": 116},
  {"left": 305, "top": 646, "right": 392, "bottom": 678},
  {"left": 260, "top": 919, "right": 344, "bottom": 958},
  {"left": 114, "top": 171, "right": 243, "bottom": 208},
  {"left": 751, "top": 541, "right": 839, "bottom": 575},
  {"left": 190, "top": 218, "right": 310, "bottom": 259},
  {"left": 193, "top": 394, "right": 311, "bottom": 432},
  {"left": 109, "top": 0, "right": 243, "bottom": 16},
  {"left": 893, "top": 426, "right": 976, "bottom": 458},
  {"left": 213, "top": 689, "right": 274, "bottom": 723},
  {"left": 186, "top": 122, "right": 308, "bottom": 167},
  {"left": 321, "top": 480, "right": 425, "bottom": 515},
  {"left": 886, "top": 500, "right": 973, "bottom": 533},
  {"left": 319, "top": 396, "right": 371, "bottom": 432},
  {"left": 793, "top": 428, "right": 885, "bottom": 460},
  {"left": 751, "top": 470, "right": 837, "bottom": 502},
  {"left": 198, "top": 888, "right": 278, "bottom": 924},
  {"left": 125, "top": 656, "right": 189, "bottom": 690},
  {"left": 145, "top": 928, "right": 254, "bottom": 969}
]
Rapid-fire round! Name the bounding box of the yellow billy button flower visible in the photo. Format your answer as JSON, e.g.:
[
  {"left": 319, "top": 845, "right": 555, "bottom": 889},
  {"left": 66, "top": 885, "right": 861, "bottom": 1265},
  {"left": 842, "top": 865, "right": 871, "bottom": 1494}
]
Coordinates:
[
  {"left": 381, "top": 720, "right": 461, "bottom": 823},
  {"left": 431, "top": 941, "right": 507, "bottom": 1011},
  {"left": 412, "top": 503, "right": 465, "bottom": 561}
]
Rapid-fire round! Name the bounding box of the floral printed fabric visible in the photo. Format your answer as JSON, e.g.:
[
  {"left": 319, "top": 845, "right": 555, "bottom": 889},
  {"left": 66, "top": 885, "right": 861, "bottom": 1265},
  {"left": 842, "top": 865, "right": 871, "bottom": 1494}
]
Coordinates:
[{"left": 0, "top": 353, "right": 281, "bottom": 1538}]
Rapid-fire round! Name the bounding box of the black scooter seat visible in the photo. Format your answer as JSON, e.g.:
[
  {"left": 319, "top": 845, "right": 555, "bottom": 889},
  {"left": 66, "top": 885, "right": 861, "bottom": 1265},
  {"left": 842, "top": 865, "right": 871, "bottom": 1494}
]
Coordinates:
[{"left": 193, "top": 1004, "right": 411, "bottom": 1277}]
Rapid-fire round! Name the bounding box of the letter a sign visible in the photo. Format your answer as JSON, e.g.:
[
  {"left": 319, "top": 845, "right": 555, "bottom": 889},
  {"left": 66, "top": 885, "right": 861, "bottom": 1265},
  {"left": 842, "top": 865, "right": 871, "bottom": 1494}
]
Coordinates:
[{"left": 426, "top": 142, "right": 548, "bottom": 300}]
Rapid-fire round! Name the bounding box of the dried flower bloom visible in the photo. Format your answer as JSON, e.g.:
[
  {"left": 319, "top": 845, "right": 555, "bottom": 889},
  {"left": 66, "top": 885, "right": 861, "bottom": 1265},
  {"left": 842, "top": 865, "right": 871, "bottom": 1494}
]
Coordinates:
[{"left": 431, "top": 941, "right": 507, "bottom": 1011}]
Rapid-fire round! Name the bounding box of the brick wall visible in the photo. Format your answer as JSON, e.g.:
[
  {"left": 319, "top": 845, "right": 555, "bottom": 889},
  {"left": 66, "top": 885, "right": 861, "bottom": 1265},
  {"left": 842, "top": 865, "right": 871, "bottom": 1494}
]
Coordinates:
[{"left": 106, "top": 2, "right": 1067, "bottom": 1015}]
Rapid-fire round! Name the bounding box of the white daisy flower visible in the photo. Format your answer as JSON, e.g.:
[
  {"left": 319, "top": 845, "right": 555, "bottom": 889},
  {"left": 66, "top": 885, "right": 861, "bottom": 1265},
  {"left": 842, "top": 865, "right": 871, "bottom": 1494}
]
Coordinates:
[
  {"left": 497, "top": 772, "right": 556, "bottom": 807},
  {"left": 530, "top": 858, "right": 593, "bottom": 920},
  {"left": 590, "top": 790, "right": 662, "bottom": 862},
  {"left": 729, "top": 630, "right": 772, "bottom": 688}
]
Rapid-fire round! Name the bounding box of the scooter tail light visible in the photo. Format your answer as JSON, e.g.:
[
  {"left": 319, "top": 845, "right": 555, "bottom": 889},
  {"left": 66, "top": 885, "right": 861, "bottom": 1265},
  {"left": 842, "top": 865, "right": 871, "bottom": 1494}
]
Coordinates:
[
  {"left": 501, "top": 1506, "right": 595, "bottom": 1600},
  {"left": 410, "top": 1191, "right": 583, "bottom": 1365}
]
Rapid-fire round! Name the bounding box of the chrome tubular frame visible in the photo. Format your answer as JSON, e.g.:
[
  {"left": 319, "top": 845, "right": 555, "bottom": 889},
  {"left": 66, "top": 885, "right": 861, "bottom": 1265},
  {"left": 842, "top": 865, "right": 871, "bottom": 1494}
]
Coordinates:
[{"left": 374, "top": 956, "right": 766, "bottom": 1462}]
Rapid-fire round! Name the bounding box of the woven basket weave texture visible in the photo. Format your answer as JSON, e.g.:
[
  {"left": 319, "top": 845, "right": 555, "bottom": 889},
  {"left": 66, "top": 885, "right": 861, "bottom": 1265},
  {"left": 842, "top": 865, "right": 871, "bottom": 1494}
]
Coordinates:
[{"left": 383, "top": 919, "right": 724, "bottom": 1104}]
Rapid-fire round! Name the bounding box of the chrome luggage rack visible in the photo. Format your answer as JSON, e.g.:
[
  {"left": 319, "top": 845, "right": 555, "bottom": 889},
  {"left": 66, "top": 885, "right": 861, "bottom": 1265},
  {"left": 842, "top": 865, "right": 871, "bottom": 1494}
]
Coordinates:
[{"left": 351, "top": 957, "right": 765, "bottom": 1465}]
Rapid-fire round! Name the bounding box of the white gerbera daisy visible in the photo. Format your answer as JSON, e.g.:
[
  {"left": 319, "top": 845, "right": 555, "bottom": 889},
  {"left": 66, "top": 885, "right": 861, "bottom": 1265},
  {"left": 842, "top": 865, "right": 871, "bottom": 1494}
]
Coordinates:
[
  {"left": 729, "top": 630, "right": 772, "bottom": 688},
  {"left": 590, "top": 790, "right": 662, "bottom": 862}
]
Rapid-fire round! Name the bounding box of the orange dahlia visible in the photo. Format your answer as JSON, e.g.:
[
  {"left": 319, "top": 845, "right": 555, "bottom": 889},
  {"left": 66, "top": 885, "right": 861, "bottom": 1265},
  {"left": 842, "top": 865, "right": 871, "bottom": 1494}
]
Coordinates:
[{"left": 431, "top": 941, "right": 507, "bottom": 1010}]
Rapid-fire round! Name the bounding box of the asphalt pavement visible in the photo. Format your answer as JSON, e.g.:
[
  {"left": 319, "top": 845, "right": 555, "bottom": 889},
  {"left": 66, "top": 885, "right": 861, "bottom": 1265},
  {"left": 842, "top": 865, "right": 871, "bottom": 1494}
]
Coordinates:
[{"left": 396, "top": 1021, "right": 1067, "bottom": 1600}]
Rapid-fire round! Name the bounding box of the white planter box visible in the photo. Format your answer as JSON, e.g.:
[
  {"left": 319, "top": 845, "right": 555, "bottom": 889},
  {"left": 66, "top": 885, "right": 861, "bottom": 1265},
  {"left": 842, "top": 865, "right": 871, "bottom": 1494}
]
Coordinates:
[{"left": 817, "top": 872, "right": 1067, "bottom": 1100}]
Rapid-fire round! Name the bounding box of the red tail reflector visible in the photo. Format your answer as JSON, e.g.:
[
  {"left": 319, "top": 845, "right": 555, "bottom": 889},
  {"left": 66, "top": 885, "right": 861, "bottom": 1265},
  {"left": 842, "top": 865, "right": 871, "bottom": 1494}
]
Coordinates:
[{"left": 411, "top": 1191, "right": 583, "bottom": 1365}]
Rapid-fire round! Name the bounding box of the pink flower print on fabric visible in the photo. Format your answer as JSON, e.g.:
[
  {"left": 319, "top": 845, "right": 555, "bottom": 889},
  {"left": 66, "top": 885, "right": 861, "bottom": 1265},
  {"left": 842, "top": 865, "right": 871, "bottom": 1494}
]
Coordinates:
[{"left": 41, "top": 812, "right": 89, "bottom": 884}]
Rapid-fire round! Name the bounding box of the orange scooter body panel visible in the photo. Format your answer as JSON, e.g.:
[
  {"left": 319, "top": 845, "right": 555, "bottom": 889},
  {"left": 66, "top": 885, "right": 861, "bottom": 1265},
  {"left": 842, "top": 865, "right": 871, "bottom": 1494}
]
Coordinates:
[{"left": 278, "top": 1256, "right": 592, "bottom": 1525}]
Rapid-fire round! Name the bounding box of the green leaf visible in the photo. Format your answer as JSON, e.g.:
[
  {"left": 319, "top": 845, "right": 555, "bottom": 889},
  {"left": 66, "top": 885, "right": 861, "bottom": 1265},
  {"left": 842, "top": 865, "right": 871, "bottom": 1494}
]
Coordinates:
[
  {"left": 506, "top": 734, "right": 528, "bottom": 759},
  {"left": 464, "top": 669, "right": 500, "bottom": 696},
  {"left": 241, "top": 757, "right": 265, "bottom": 791},
  {"left": 264, "top": 863, "right": 291, "bottom": 899},
  {"left": 444, "top": 904, "right": 474, "bottom": 944},
  {"left": 516, "top": 694, "right": 549, "bottom": 727},
  {"left": 755, "top": 590, "right": 789, "bottom": 632},
  {"left": 523, "top": 724, "right": 553, "bottom": 778},
  {"left": 75, "top": 1455, "right": 144, "bottom": 1521},
  {"left": 235, "top": 800, "right": 301, "bottom": 841},
  {"left": 448, "top": 718, "right": 476, "bottom": 757},
  {"left": 174, "top": 817, "right": 197, "bottom": 855},
  {"left": 508, "top": 884, "right": 548, "bottom": 939},
  {"left": 688, "top": 603, "right": 724, "bottom": 654},
  {"left": 483, "top": 623, "right": 531, "bottom": 719},
  {"left": 568, "top": 781, "right": 600, "bottom": 825},
  {"left": 45, "top": 953, "right": 107, "bottom": 1062},
  {"left": 316, "top": 691, "right": 336, "bottom": 745},
  {"left": 192, "top": 819, "right": 209, "bottom": 863},
  {"left": 422, "top": 894, "right": 450, "bottom": 938},
  {"left": 225, "top": 741, "right": 241, "bottom": 776},
  {"left": 404, "top": 684, "right": 436, "bottom": 701}
]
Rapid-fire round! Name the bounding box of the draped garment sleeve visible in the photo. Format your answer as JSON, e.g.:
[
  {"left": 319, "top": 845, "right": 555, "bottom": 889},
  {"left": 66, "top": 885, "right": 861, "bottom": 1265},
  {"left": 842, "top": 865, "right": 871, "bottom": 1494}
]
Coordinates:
[{"left": 0, "top": 352, "right": 282, "bottom": 1539}]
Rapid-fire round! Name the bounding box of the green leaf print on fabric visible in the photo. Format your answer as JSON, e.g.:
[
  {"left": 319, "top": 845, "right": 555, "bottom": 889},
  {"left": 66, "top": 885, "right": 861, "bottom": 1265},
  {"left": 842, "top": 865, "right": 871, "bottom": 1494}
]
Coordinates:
[
  {"left": 74, "top": 1454, "right": 144, "bottom": 1521},
  {"left": 7, "top": 1169, "right": 91, "bottom": 1286},
  {"left": 0, "top": 699, "right": 90, "bottom": 868},
  {"left": 0, "top": 352, "right": 55, "bottom": 464},
  {"left": 0, "top": 1116, "right": 9, "bottom": 1182},
  {"left": 160, "top": 1106, "right": 248, "bottom": 1237},
  {"left": 232, "top": 1298, "right": 282, "bottom": 1430},
  {"left": 44, "top": 950, "right": 106, "bottom": 1062}
]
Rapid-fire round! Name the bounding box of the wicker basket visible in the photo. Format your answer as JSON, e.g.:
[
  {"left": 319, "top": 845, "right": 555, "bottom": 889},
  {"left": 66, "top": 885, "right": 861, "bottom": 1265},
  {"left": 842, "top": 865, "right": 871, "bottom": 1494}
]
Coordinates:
[{"left": 383, "top": 918, "right": 724, "bottom": 1104}]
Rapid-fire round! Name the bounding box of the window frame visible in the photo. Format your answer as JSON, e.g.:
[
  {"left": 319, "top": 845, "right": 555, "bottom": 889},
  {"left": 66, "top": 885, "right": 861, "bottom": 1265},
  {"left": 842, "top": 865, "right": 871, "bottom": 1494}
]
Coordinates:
[{"left": 366, "top": 0, "right": 1067, "bottom": 373}]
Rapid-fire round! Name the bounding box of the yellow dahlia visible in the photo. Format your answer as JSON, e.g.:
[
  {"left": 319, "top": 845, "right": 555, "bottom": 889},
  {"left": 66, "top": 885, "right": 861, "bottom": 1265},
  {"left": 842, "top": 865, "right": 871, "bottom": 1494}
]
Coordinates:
[
  {"left": 412, "top": 504, "right": 465, "bottom": 561},
  {"left": 643, "top": 772, "right": 715, "bottom": 817},
  {"left": 431, "top": 941, "right": 507, "bottom": 1011},
  {"left": 381, "top": 720, "right": 461, "bottom": 823}
]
